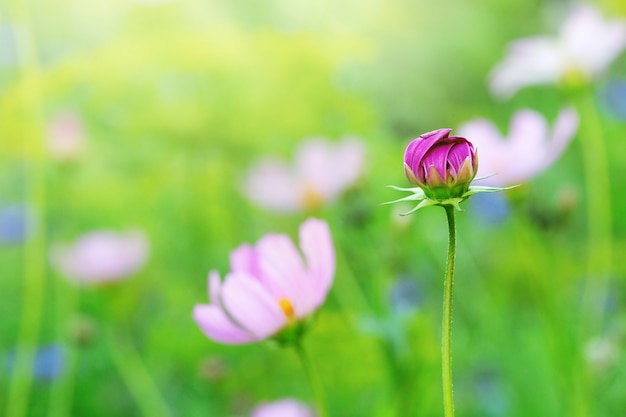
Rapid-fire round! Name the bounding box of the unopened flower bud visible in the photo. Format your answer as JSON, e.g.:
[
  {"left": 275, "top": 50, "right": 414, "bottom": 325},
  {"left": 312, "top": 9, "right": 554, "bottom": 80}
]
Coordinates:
[{"left": 404, "top": 128, "right": 478, "bottom": 200}]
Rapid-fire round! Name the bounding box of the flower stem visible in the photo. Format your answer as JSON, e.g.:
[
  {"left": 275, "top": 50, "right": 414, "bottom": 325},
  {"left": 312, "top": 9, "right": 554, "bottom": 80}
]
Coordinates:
[
  {"left": 5, "top": 0, "right": 46, "bottom": 415},
  {"left": 105, "top": 324, "right": 170, "bottom": 417},
  {"left": 576, "top": 88, "right": 613, "bottom": 335},
  {"left": 294, "top": 341, "right": 327, "bottom": 417},
  {"left": 442, "top": 205, "right": 456, "bottom": 417},
  {"left": 47, "top": 283, "right": 79, "bottom": 417}
]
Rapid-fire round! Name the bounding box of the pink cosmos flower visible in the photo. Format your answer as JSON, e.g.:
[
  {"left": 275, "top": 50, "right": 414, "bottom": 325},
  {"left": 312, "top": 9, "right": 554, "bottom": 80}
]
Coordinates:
[
  {"left": 251, "top": 399, "right": 315, "bottom": 417},
  {"left": 243, "top": 137, "right": 365, "bottom": 213},
  {"left": 490, "top": 4, "right": 626, "bottom": 98},
  {"left": 50, "top": 229, "right": 149, "bottom": 285},
  {"left": 457, "top": 108, "right": 579, "bottom": 187},
  {"left": 45, "top": 112, "right": 86, "bottom": 161},
  {"left": 404, "top": 128, "right": 478, "bottom": 200},
  {"left": 193, "top": 218, "right": 334, "bottom": 345}
]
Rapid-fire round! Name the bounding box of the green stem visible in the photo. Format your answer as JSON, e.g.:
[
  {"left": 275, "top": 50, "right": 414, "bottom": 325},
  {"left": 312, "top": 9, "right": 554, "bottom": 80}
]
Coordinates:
[
  {"left": 5, "top": 0, "right": 46, "bottom": 415},
  {"left": 442, "top": 205, "right": 456, "bottom": 417},
  {"left": 47, "top": 283, "right": 79, "bottom": 417},
  {"left": 576, "top": 88, "right": 613, "bottom": 335},
  {"left": 294, "top": 341, "right": 327, "bottom": 417},
  {"left": 105, "top": 325, "right": 170, "bottom": 417}
]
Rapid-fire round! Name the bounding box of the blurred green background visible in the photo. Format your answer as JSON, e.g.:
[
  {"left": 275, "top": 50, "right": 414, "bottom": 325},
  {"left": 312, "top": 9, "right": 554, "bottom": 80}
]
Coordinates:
[{"left": 1, "top": 0, "right": 626, "bottom": 416}]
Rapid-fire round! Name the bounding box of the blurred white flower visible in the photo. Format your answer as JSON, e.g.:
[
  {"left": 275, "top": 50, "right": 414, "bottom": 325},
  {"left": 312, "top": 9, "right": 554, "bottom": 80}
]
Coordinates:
[
  {"left": 51, "top": 229, "right": 149, "bottom": 285},
  {"left": 45, "top": 112, "right": 86, "bottom": 161},
  {"left": 457, "top": 108, "right": 579, "bottom": 187},
  {"left": 489, "top": 4, "right": 626, "bottom": 98},
  {"left": 243, "top": 137, "right": 365, "bottom": 213},
  {"left": 584, "top": 336, "right": 618, "bottom": 371},
  {"left": 251, "top": 399, "right": 315, "bottom": 417}
]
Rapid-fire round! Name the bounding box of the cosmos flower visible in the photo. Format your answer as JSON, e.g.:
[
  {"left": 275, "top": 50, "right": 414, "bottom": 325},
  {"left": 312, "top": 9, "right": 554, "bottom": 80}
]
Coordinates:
[
  {"left": 489, "top": 4, "right": 626, "bottom": 98},
  {"left": 243, "top": 137, "right": 365, "bottom": 213},
  {"left": 403, "top": 128, "right": 478, "bottom": 200},
  {"left": 457, "top": 108, "right": 579, "bottom": 187},
  {"left": 193, "top": 218, "right": 334, "bottom": 345},
  {"left": 384, "top": 128, "right": 504, "bottom": 214},
  {"left": 250, "top": 399, "right": 315, "bottom": 417},
  {"left": 50, "top": 229, "right": 149, "bottom": 285},
  {"left": 45, "top": 112, "right": 86, "bottom": 161}
]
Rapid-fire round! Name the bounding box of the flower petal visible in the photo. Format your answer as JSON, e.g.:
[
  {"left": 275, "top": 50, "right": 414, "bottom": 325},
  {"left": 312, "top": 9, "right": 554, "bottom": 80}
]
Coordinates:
[
  {"left": 193, "top": 304, "right": 256, "bottom": 345},
  {"left": 421, "top": 141, "right": 455, "bottom": 182},
  {"left": 255, "top": 233, "right": 315, "bottom": 317},
  {"left": 548, "top": 107, "right": 579, "bottom": 164},
  {"left": 404, "top": 129, "right": 452, "bottom": 180},
  {"left": 242, "top": 158, "right": 301, "bottom": 213},
  {"left": 299, "top": 218, "right": 335, "bottom": 310},
  {"left": 489, "top": 36, "right": 564, "bottom": 99},
  {"left": 220, "top": 272, "right": 286, "bottom": 340},
  {"left": 229, "top": 244, "right": 261, "bottom": 278},
  {"left": 208, "top": 270, "right": 222, "bottom": 304}
]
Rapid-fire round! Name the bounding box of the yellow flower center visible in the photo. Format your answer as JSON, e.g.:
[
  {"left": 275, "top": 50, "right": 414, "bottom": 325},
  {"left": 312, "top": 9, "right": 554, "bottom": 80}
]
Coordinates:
[
  {"left": 278, "top": 298, "right": 295, "bottom": 320},
  {"left": 302, "top": 185, "right": 324, "bottom": 211}
]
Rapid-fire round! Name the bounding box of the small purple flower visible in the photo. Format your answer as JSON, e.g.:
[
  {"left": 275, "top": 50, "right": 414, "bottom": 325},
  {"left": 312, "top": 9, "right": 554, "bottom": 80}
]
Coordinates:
[
  {"left": 404, "top": 128, "right": 478, "bottom": 200},
  {"left": 457, "top": 108, "right": 579, "bottom": 187},
  {"left": 251, "top": 399, "right": 315, "bottom": 417},
  {"left": 243, "top": 137, "right": 366, "bottom": 213},
  {"left": 193, "top": 218, "right": 335, "bottom": 345},
  {"left": 50, "top": 229, "right": 149, "bottom": 285}
]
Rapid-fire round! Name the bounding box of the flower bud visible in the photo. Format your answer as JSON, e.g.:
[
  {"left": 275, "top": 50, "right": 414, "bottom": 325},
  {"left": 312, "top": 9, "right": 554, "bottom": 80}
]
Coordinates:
[{"left": 404, "top": 128, "right": 478, "bottom": 200}]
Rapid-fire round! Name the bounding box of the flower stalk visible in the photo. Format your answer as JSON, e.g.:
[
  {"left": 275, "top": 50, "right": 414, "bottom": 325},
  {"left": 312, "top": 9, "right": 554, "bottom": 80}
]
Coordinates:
[
  {"left": 442, "top": 205, "right": 456, "bottom": 417},
  {"left": 294, "top": 341, "right": 327, "bottom": 417},
  {"left": 576, "top": 88, "right": 613, "bottom": 335},
  {"left": 5, "top": 0, "right": 47, "bottom": 415},
  {"left": 105, "top": 324, "right": 170, "bottom": 417}
]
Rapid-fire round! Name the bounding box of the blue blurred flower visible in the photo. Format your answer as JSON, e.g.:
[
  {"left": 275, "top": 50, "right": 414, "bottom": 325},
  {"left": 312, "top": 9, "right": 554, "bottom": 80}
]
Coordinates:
[
  {"left": 0, "top": 204, "right": 29, "bottom": 244},
  {"left": 0, "top": 24, "right": 18, "bottom": 68},
  {"left": 468, "top": 192, "right": 510, "bottom": 226},
  {"left": 388, "top": 277, "right": 422, "bottom": 317},
  {"left": 600, "top": 79, "right": 626, "bottom": 120},
  {"left": 474, "top": 367, "right": 510, "bottom": 417},
  {"left": 4, "top": 344, "right": 66, "bottom": 381}
]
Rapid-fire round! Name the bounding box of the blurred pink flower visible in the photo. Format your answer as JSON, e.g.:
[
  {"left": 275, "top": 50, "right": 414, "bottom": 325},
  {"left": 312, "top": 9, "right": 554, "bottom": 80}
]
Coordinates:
[
  {"left": 457, "top": 108, "right": 579, "bottom": 187},
  {"left": 490, "top": 4, "right": 626, "bottom": 98},
  {"left": 243, "top": 137, "right": 365, "bottom": 213},
  {"left": 51, "top": 230, "right": 149, "bottom": 285},
  {"left": 193, "top": 218, "right": 334, "bottom": 345},
  {"left": 45, "top": 112, "right": 86, "bottom": 161},
  {"left": 251, "top": 399, "right": 315, "bottom": 417}
]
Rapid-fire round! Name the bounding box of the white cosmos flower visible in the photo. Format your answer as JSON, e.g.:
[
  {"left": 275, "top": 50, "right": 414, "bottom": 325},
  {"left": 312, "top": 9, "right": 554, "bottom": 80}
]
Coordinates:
[
  {"left": 490, "top": 4, "right": 626, "bottom": 98},
  {"left": 243, "top": 137, "right": 365, "bottom": 213},
  {"left": 457, "top": 108, "right": 579, "bottom": 187}
]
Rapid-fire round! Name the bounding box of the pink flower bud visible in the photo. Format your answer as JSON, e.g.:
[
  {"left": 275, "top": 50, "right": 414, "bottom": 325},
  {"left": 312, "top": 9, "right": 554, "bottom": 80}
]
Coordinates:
[{"left": 403, "top": 128, "right": 478, "bottom": 200}]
